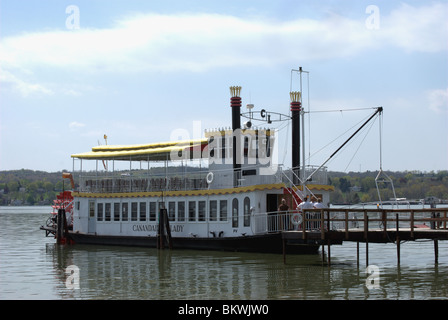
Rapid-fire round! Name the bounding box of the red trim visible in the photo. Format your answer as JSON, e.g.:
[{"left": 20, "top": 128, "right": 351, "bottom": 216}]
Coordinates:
[
  {"left": 231, "top": 96, "right": 242, "bottom": 107},
  {"left": 290, "top": 101, "right": 301, "bottom": 111}
]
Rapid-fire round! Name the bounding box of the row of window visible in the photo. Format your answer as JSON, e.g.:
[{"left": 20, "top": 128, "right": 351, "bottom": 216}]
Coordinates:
[{"left": 88, "top": 197, "right": 251, "bottom": 227}]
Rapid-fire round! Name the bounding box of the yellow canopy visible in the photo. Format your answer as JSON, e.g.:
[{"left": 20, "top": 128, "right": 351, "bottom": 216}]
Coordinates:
[{"left": 71, "top": 139, "right": 208, "bottom": 161}]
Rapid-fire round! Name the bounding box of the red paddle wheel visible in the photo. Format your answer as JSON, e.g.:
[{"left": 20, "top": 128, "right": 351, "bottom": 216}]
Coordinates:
[
  {"left": 51, "top": 191, "right": 74, "bottom": 228},
  {"left": 41, "top": 173, "right": 76, "bottom": 244}
]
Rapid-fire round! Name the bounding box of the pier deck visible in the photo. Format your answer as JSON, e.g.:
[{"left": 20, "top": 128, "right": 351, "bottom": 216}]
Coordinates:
[{"left": 281, "top": 207, "right": 448, "bottom": 265}]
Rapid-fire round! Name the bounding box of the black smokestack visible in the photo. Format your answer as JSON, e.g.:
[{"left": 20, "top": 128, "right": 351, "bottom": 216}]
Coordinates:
[
  {"left": 290, "top": 91, "right": 301, "bottom": 184},
  {"left": 230, "top": 86, "right": 242, "bottom": 187}
]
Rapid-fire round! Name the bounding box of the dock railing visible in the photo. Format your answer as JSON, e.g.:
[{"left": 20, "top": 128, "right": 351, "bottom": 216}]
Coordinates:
[{"left": 253, "top": 208, "right": 448, "bottom": 235}]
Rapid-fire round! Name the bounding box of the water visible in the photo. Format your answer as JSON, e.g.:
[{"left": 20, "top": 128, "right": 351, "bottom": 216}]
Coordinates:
[{"left": 0, "top": 207, "right": 447, "bottom": 300}]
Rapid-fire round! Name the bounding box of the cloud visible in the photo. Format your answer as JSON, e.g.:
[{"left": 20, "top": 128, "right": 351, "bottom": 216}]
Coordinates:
[
  {"left": 0, "top": 67, "right": 54, "bottom": 96},
  {"left": 427, "top": 88, "right": 448, "bottom": 114},
  {"left": 382, "top": 2, "right": 448, "bottom": 53},
  {"left": 69, "top": 121, "right": 86, "bottom": 130},
  {"left": 0, "top": 2, "right": 446, "bottom": 79}
]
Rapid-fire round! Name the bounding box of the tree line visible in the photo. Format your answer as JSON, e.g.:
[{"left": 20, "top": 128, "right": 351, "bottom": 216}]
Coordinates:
[
  {"left": 1, "top": 169, "right": 447, "bottom": 206},
  {"left": 0, "top": 170, "right": 70, "bottom": 206},
  {"left": 328, "top": 170, "right": 448, "bottom": 204}
]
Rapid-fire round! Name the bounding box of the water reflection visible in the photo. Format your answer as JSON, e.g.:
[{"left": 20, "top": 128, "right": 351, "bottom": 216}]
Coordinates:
[
  {"left": 1, "top": 209, "right": 446, "bottom": 300},
  {"left": 44, "top": 242, "right": 448, "bottom": 300}
]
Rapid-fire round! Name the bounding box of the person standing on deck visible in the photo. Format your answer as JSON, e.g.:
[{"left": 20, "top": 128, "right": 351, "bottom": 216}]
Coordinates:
[
  {"left": 313, "top": 198, "right": 325, "bottom": 229},
  {"left": 298, "top": 196, "right": 314, "bottom": 230},
  {"left": 313, "top": 198, "right": 325, "bottom": 209},
  {"left": 278, "top": 198, "right": 289, "bottom": 212},
  {"left": 278, "top": 198, "right": 290, "bottom": 231}
]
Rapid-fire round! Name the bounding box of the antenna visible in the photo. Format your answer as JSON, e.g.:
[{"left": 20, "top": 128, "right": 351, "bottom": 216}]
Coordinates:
[{"left": 374, "top": 109, "right": 398, "bottom": 208}]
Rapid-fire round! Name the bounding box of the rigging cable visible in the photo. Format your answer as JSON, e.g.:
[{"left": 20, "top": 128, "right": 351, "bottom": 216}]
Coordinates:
[
  {"left": 343, "top": 115, "right": 378, "bottom": 172},
  {"left": 307, "top": 107, "right": 378, "bottom": 113},
  {"left": 305, "top": 112, "right": 373, "bottom": 164}
]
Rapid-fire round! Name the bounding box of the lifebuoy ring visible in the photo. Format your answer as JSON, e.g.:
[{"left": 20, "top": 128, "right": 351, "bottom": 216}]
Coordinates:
[
  {"left": 206, "top": 172, "right": 214, "bottom": 184},
  {"left": 291, "top": 212, "right": 303, "bottom": 225}
]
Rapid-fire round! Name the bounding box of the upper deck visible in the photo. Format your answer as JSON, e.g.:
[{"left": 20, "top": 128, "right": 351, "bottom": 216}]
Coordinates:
[
  {"left": 71, "top": 122, "right": 332, "bottom": 195},
  {"left": 74, "top": 165, "right": 331, "bottom": 194}
]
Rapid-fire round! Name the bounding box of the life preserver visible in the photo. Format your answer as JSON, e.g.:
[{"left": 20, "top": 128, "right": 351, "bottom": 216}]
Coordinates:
[
  {"left": 291, "top": 212, "right": 303, "bottom": 225},
  {"left": 206, "top": 172, "right": 214, "bottom": 184}
]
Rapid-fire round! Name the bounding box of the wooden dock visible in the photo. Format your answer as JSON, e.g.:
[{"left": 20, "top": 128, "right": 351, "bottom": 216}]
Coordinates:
[{"left": 281, "top": 207, "right": 448, "bottom": 266}]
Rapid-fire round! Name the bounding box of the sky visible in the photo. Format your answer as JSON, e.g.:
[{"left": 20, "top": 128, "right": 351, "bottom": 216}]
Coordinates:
[{"left": 0, "top": 0, "right": 447, "bottom": 173}]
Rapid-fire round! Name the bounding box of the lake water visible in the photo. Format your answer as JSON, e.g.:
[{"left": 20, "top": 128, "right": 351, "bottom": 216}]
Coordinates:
[{"left": 0, "top": 206, "right": 447, "bottom": 301}]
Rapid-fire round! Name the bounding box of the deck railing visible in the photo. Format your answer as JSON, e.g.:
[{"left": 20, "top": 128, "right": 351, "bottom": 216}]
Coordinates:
[
  {"left": 253, "top": 208, "right": 448, "bottom": 235},
  {"left": 75, "top": 164, "right": 330, "bottom": 193}
]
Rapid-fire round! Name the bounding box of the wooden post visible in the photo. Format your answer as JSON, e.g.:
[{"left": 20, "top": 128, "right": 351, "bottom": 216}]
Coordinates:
[
  {"left": 365, "top": 212, "right": 369, "bottom": 266},
  {"left": 321, "top": 210, "right": 325, "bottom": 240},
  {"left": 410, "top": 210, "right": 415, "bottom": 239},
  {"left": 327, "top": 239, "right": 331, "bottom": 266},
  {"left": 57, "top": 209, "right": 64, "bottom": 244},
  {"left": 302, "top": 210, "right": 307, "bottom": 240},
  {"left": 434, "top": 240, "right": 439, "bottom": 264},
  {"left": 443, "top": 211, "right": 446, "bottom": 229},
  {"left": 356, "top": 241, "right": 360, "bottom": 269},
  {"left": 158, "top": 209, "right": 165, "bottom": 249},
  {"left": 382, "top": 210, "right": 387, "bottom": 240},
  {"left": 363, "top": 210, "right": 368, "bottom": 240},
  {"left": 163, "top": 209, "right": 173, "bottom": 249},
  {"left": 396, "top": 213, "right": 400, "bottom": 266},
  {"left": 345, "top": 210, "right": 349, "bottom": 240},
  {"left": 322, "top": 244, "right": 325, "bottom": 266},
  {"left": 366, "top": 237, "right": 369, "bottom": 267}
]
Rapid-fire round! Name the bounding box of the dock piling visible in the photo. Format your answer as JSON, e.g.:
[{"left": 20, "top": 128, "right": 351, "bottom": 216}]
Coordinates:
[
  {"left": 434, "top": 240, "right": 439, "bottom": 264},
  {"left": 396, "top": 213, "right": 400, "bottom": 265}
]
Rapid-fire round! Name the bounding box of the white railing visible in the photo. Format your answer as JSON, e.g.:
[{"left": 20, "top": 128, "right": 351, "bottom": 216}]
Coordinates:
[
  {"left": 253, "top": 211, "right": 317, "bottom": 234},
  {"left": 253, "top": 210, "right": 359, "bottom": 235}
]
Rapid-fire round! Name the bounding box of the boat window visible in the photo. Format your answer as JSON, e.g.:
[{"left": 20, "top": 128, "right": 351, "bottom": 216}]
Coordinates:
[
  {"left": 105, "top": 203, "right": 111, "bottom": 221},
  {"left": 220, "top": 200, "right": 227, "bottom": 221},
  {"left": 88, "top": 201, "right": 95, "bottom": 217},
  {"left": 232, "top": 198, "right": 238, "bottom": 228},
  {"left": 198, "top": 201, "right": 206, "bottom": 221},
  {"left": 244, "top": 197, "right": 250, "bottom": 227},
  {"left": 178, "top": 202, "right": 185, "bottom": 221},
  {"left": 96, "top": 202, "right": 103, "bottom": 221},
  {"left": 188, "top": 201, "right": 196, "bottom": 221},
  {"left": 209, "top": 200, "right": 217, "bottom": 221},
  {"left": 131, "top": 202, "right": 138, "bottom": 221},
  {"left": 114, "top": 203, "right": 120, "bottom": 221},
  {"left": 139, "top": 202, "right": 146, "bottom": 221},
  {"left": 168, "top": 202, "right": 175, "bottom": 221},
  {"left": 122, "top": 203, "right": 128, "bottom": 221},
  {"left": 149, "top": 202, "right": 156, "bottom": 221}
]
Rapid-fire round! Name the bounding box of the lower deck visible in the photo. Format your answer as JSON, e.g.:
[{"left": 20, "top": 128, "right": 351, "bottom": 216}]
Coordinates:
[
  {"left": 72, "top": 187, "right": 331, "bottom": 239},
  {"left": 69, "top": 231, "right": 321, "bottom": 254}
]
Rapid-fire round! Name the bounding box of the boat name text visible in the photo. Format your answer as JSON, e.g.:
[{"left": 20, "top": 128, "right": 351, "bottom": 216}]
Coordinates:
[{"left": 132, "top": 224, "right": 184, "bottom": 232}]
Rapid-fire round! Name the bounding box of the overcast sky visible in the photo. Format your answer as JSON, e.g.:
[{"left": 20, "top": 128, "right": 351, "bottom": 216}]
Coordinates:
[{"left": 1, "top": 0, "right": 447, "bottom": 173}]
